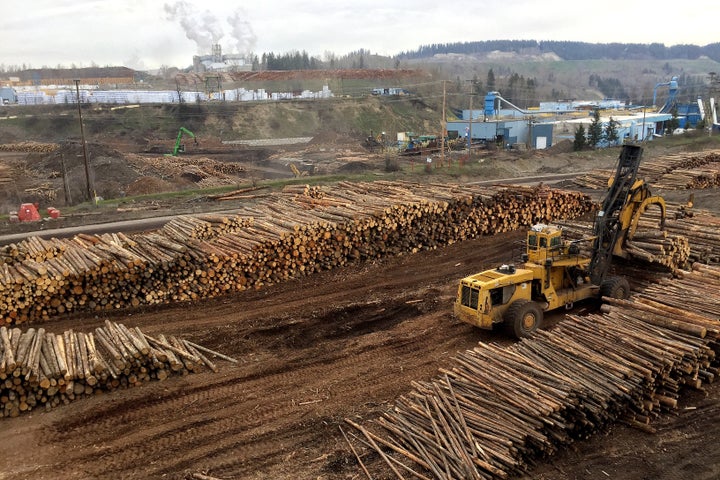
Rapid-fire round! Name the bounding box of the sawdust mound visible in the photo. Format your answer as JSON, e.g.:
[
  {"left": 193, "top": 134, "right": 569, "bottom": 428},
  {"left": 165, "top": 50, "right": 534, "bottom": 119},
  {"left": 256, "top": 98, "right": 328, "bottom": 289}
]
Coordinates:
[
  {"left": 125, "top": 176, "right": 176, "bottom": 196},
  {"left": 338, "top": 161, "right": 372, "bottom": 173},
  {"left": 544, "top": 139, "right": 574, "bottom": 154}
]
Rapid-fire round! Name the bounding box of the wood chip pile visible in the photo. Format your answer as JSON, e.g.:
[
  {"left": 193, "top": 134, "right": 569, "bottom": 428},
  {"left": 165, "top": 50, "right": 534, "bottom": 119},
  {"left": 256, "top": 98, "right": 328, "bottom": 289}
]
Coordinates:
[
  {"left": 0, "top": 142, "right": 60, "bottom": 153},
  {"left": 0, "top": 182, "right": 594, "bottom": 326},
  {"left": 345, "top": 262, "right": 720, "bottom": 480},
  {"left": 0, "top": 320, "right": 234, "bottom": 418}
]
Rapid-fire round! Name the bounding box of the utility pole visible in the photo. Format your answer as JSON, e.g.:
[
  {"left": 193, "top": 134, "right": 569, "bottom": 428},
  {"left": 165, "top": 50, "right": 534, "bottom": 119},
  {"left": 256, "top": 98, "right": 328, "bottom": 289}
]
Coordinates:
[
  {"left": 60, "top": 154, "right": 72, "bottom": 205},
  {"left": 74, "top": 79, "right": 93, "bottom": 202},
  {"left": 440, "top": 80, "right": 446, "bottom": 167},
  {"left": 468, "top": 94, "right": 473, "bottom": 153},
  {"left": 465, "top": 78, "right": 478, "bottom": 163}
]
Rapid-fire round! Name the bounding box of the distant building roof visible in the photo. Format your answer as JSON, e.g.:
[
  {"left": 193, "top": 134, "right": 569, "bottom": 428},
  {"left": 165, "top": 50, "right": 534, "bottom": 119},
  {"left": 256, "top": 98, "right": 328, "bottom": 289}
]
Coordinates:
[{"left": 542, "top": 112, "right": 673, "bottom": 126}]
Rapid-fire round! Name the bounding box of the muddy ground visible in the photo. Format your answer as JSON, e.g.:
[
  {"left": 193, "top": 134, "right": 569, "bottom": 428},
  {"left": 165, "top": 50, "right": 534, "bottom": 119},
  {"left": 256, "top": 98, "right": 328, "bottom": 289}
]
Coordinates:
[
  {"left": 1, "top": 227, "right": 719, "bottom": 480},
  {"left": 1, "top": 136, "right": 720, "bottom": 479}
]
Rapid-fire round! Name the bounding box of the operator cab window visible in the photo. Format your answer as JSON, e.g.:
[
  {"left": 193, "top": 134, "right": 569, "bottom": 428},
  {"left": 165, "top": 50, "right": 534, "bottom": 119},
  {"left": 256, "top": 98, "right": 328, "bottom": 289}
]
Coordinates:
[{"left": 527, "top": 234, "right": 538, "bottom": 251}]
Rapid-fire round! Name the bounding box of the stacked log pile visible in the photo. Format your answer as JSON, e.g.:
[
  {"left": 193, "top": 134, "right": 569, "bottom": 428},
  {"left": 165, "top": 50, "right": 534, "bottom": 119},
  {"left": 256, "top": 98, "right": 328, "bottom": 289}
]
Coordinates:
[
  {"left": 624, "top": 230, "right": 691, "bottom": 269},
  {"left": 637, "top": 204, "right": 720, "bottom": 264},
  {"left": 0, "top": 182, "right": 595, "bottom": 326},
  {"left": 555, "top": 197, "right": 720, "bottom": 270},
  {"left": 345, "top": 263, "right": 720, "bottom": 479},
  {"left": 0, "top": 320, "right": 234, "bottom": 418},
  {"left": 653, "top": 162, "right": 720, "bottom": 189},
  {"left": 572, "top": 169, "right": 613, "bottom": 189},
  {"left": 0, "top": 164, "right": 10, "bottom": 185},
  {"left": 572, "top": 150, "right": 720, "bottom": 190},
  {"left": 640, "top": 150, "right": 720, "bottom": 186}
]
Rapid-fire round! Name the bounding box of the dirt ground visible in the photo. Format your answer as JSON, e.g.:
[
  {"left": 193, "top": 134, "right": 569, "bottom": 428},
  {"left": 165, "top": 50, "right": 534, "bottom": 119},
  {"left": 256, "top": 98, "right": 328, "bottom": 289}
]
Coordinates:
[
  {"left": 0, "top": 230, "right": 520, "bottom": 479},
  {"left": 1, "top": 227, "right": 719, "bottom": 480},
  {"left": 1, "top": 135, "right": 720, "bottom": 479}
]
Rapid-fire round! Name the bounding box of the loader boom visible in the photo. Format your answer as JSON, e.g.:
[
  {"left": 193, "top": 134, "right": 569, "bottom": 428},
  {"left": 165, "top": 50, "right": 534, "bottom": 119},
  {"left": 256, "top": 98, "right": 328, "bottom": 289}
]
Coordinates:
[{"left": 589, "top": 144, "right": 666, "bottom": 284}]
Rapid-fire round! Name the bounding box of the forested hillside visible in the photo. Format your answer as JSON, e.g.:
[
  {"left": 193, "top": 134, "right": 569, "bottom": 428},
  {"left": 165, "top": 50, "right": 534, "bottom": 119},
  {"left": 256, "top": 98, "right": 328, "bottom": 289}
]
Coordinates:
[{"left": 399, "top": 40, "right": 720, "bottom": 62}]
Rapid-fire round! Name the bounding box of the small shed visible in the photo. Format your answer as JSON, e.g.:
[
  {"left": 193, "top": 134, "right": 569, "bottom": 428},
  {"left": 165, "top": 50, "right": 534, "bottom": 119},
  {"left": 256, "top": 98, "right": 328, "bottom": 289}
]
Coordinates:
[
  {"left": 0, "top": 87, "right": 18, "bottom": 104},
  {"left": 446, "top": 118, "right": 528, "bottom": 146}
]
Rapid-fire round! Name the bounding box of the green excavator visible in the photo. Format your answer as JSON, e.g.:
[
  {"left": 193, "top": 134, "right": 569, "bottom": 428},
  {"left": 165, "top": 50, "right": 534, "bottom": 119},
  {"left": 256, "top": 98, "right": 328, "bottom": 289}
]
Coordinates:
[{"left": 165, "top": 127, "right": 198, "bottom": 156}]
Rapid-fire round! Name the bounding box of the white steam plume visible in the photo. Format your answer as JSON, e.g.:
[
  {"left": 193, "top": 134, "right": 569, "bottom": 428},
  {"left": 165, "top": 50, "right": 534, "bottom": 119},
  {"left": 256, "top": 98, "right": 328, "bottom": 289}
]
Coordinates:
[
  {"left": 227, "top": 8, "right": 257, "bottom": 56},
  {"left": 164, "top": 1, "right": 255, "bottom": 55}
]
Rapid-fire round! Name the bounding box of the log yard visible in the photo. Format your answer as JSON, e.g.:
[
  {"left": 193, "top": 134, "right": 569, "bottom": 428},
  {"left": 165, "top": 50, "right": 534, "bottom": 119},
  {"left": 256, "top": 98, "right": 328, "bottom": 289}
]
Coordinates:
[{"left": 1, "top": 79, "right": 720, "bottom": 480}]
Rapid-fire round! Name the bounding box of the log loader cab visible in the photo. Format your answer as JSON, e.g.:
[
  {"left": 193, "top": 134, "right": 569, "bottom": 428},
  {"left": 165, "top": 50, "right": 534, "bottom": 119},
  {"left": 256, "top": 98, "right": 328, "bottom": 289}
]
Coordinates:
[{"left": 454, "top": 144, "right": 664, "bottom": 339}]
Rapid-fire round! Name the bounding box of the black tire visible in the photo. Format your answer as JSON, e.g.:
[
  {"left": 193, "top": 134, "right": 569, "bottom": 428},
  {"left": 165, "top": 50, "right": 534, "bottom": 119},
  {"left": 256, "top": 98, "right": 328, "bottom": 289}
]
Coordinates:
[
  {"left": 504, "top": 299, "right": 543, "bottom": 339},
  {"left": 600, "top": 276, "right": 630, "bottom": 299}
]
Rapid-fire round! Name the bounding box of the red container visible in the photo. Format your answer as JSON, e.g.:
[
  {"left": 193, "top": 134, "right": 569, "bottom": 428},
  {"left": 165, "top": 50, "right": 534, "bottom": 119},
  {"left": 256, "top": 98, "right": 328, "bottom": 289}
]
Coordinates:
[{"left": 18, "top": 203, "right": 41, "bottom": 222}]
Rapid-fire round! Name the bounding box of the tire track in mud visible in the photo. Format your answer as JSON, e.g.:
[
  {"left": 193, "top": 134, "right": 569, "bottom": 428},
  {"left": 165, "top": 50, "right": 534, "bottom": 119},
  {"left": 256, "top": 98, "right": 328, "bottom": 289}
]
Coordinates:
[
  {"left": 42, "top": 301, "right": 457, "bottom": 477},
  {"left": 50, "top": 300, "right": 428, "bottom": 431},
  {"left": 44, "top": 326, "right": 450, "bottom": 478},
  {"left": 9, "top": 231, "right": 522, "bottom": 479}
]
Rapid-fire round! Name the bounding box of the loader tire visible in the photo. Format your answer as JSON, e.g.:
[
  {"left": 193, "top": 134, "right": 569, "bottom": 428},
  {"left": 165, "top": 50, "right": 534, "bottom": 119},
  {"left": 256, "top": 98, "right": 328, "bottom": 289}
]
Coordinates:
[
  {"left": 600, "top": 276, "right": 630, "bottom": 300},
  {"left": 504, "top": 299, "right": 543, "bottom": 339}
]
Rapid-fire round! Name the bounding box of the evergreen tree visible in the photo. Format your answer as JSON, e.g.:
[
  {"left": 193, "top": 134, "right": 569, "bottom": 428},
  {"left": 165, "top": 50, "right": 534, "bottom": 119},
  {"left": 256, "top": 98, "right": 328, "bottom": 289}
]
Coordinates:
[
  {"left": 525, "top": 77, "right": 537, "bottom": 106},
  {"left": 486, "top": 69, "right": 495, "bottom": 91},
  {"left": 605, "top": 117, "right": 620, "bottom": 144},
  {"left": 573, "top": 125, "right": 588, "bottom": 151},
  {"left": 587, "top": 109, "right": 603, "bottom": 148}
]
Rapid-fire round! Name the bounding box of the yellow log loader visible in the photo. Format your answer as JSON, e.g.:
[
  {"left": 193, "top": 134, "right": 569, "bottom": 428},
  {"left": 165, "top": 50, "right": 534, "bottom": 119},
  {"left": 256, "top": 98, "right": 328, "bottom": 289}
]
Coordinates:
[{"left": 454, "top": 144, "right": 667, "bottom": 338}]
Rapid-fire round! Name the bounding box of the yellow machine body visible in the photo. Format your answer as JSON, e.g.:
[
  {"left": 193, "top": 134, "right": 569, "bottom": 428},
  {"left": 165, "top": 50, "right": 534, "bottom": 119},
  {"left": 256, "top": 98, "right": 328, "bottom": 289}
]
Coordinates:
[{"left": 454, "top": 225, "right": 598, "bottom": 329}]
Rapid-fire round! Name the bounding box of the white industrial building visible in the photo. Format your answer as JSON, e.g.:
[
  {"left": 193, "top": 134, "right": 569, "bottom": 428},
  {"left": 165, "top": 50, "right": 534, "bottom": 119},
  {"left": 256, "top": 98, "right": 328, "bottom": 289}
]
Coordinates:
[
  {"left": 193, "top": 44, "right": 251, "bottom": 73},
  {"left": 0, "top": 87, "right": 18, "bottom": 104},
  {"left": 549, "top": 112, "right": 673, "bottom": 146}
]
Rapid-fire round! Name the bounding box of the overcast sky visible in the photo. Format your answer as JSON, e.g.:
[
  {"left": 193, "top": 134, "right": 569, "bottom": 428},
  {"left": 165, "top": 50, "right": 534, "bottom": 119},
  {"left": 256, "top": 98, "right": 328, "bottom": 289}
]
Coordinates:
[{"left": 2, "top": 0, "right": 717, "bottom": 71}]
